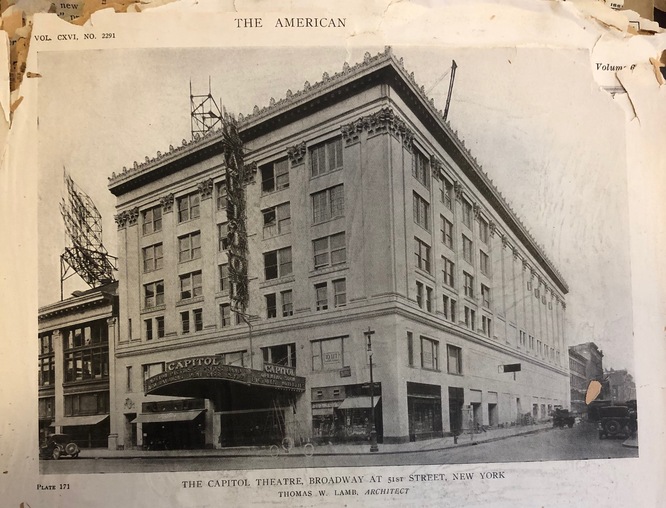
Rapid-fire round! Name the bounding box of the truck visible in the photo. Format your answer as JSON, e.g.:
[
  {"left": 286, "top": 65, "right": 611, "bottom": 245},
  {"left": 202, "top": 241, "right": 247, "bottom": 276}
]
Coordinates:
[{"left": 552, "top": 408, "right": 575, "bottom": 428}]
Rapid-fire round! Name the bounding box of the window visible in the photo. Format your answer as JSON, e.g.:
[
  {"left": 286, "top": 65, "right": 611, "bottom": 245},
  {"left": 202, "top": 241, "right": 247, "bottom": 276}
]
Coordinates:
[
  {"left": 312, "top": 185, "right": 344, "bottom": 224},
  {"left": 415, "top": 238, "right": 431, "bottom": 273},
  {"left": 442, "top": 257, "right": 455, "bottom": 288},
  {"left": 464, "top": 306, "right": 475, "bottom": 330},
  {"left": 529, "top": 335, "right": 535, "bottom": 350},
  {"left": 420, "top": 336, "right": 438, "bottom": 370},
  {"left": 264, "top": 247, "right": 293, "bottom": 280},
  {"left": 311, "top": 138, "right": 343, "bottom": 177},
  {"left": 218, "top": 223, "right": 229, "bottom": 251},
  {"left": 425, "top": 286, "right": 433, "bottom": 312},
  {"left": 63, "top": 322, "right": 110, "bottom": 382},
  {"left": 462, "top": 199, "right": 473, "bottom": 228},
  {"left": 38, "top": 333, "right": 55, "bottom": 387},
  {"left": 413, "top": 192, "right": 430, "bottom": 230},
  {"left": 463, "top": 272, "right": 474, "bottom": 298},
  {"left": 218, "top": 264, "right": 229, "bottom": 292},
  {"left": 534, "top": 288, "right": 540, "bottom": 299},
  {"left": 313, "top": 232, "right": 346, "bottom": 269},
  {"left": 144, "top": 318, "right": 155, "bottom": 341},
  {"left": 181, "top": 311, "right": 190, "bottom": 334},
  {"left": 64, "top": 392, "right": 109, "bottom": 417},
  {"left": 479, "top": 218, "right": 489, "bottom": 244},
  {"left": 527, "top": 281, "right": 532, "bottom": 291},
  {"left": 179, "top": 271, "right": 202, "bottom": 300},
  {"left": 311, "top": 336, "right": 346, "bottom": 371},
  {"left": 142, "top": 206, "right": 162, "bottom": 235},
  {"left": 412, "top": 150, "right": 430, "bottom": 188},
  {"left": 266, "top": 293, "right": 277, "bottom": 319},
  {"left": 262, "top": 343, "right": 297, "bottom": 367},
  {"left": 441, "top": 178, "right": 453, "bottom": 210},
  {"left": 177, "top": 192, "right": 200, "bottom": 223},
  {"left": 144, "top": 281, "right": 164, "bottom": 308},
  {"left": 519, "top": 330, "right": 527, "bottom": 347},
  {"left": 142, "top": 243, "right": 163, "bottom": 272},
  {"left": 218, "top": 350, "right": 247, "bottom": 367},
  {"left": 263, "top": 202, "right": 291, "bottom": 238},
  {"left": 481, "top": 284, "right": 491, "bottom": 308},
  {"left": 333, "top": 279, "right": 346, "bottom": 307},
  {"left": 537, "top": 340, "right": 543, "bottom": 356},
  {"left": 281, "top": 290, "right": 293, "bottom": 316},
  {"left": 143, "top": 362, "right": 165, "bottom": 382},
  {"left": 193, "top": 308, "right": 203, "bottom": 331},
  {"left": 179, "top": 231, "right": 201, "bottom": 262},
  {"left": 416, "top": 281, "right": 424, "bottom": 308},
  {"left": 126, "top": 366, "right": 132, "bottom": 392},
  {"left": 480, "top": 251, "right": 490, "bottom": 275},
  {"left": 220, "top": 304, "right": 231, "bottom": 327},
  {"left": 447, "top": 344, "right": 462, "bottom": 374},
  {"left": 216, "top": 181, "right": 227, "bottom": 211},
  {"left": 315, "top": 283, "right": 328, "bottom": 311},
  {"left": 407, "top": 331, "right": 414, "bottom": 366},
  {"left": 261, "top": 158, "right": 289, "bottom": 193},
  {"left": 482, "top": 315, "right": 492, "bottom": 338},
  {"left": 443, "top": 295, "right": 456, "bottom": 322},
  {"left": 441, "top": 216, "right": 453, "bottom": 248},
  {"left": 462, "top": 235, "right": 473, "bottom": 263}
]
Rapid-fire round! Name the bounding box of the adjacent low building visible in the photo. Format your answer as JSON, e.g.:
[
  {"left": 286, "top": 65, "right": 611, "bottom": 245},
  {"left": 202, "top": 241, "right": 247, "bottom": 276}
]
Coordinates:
[
  {"left": 38, "top": 282, "right": 118, "bottom": 448},
  {"left": 107, "top": 47, "right": 570, "bottom": 449}
]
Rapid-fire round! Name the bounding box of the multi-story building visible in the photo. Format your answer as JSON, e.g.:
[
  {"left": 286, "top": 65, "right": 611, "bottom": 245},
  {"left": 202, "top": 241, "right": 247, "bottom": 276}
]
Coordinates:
[
  {"left": 605, "top": 368, "right": 636, "bottom": 403},
  {"left": 569, "top": 348, "right": 587, "bottom": 414},
  {"left": 107, "top": 48, "right": 569, "bottom": 450},
  {"left": 38, "top": 282, "right": 118, "bottom": 448}
]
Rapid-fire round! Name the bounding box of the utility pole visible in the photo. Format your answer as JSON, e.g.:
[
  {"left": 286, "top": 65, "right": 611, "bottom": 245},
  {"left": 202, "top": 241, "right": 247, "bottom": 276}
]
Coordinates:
[{"left": 364, "top": 328, "right": 379, "bottom": 453}]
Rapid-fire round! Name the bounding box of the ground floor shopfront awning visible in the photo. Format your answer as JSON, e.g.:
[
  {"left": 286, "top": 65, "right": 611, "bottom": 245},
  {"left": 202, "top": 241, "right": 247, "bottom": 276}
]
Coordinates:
[
  {"left": 130, "top": 410, "right": 205, "bottom": 424},
  {"left": 338, "top": 396, "right": 381, "bottom": 410},
  {"left": 52, "top": 415, "right": 109, "bottom": 427}
]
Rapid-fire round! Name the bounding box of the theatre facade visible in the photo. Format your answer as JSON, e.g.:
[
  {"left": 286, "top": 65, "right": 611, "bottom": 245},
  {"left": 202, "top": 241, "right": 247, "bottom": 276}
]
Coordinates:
[{"left": 107, "top": 48, "right": 569, "bottom": 450}]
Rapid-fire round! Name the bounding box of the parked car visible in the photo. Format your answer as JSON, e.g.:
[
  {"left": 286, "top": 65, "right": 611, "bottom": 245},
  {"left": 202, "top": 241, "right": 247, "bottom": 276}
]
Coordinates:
[
  {"left": 597, "top": 404, "right": 637, "bottom": 439},
  {"left": 552, "top": 408, "right": 575, "bottom": 428},
  {"left": 39, "top": 433, "right": 80, "bottom": 460}
]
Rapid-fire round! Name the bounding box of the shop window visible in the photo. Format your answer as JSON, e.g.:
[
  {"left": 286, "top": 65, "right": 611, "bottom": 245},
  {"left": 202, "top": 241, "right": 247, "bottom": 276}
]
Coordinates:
[
  {"left": 312, "top": 184, "right": 344, "bottom": 224},
  {"left": 179, "top": 231, "right": 201, "bottom": 262},
  {"left": 311, "top": 336, "right": 346, "bottom": 371},
  {"left": 142, "top": 205, "right": 162, "bottom": 235},
  {"left": 441, "top": 216, "right": 453, "bottom": 248},
  {"left": 262, "top": 343, "right": 296, "bottom": 368},
  {"left": 415, "top": 237, "right": 431, "bottom": 273},
  {"left": 177, "top": 192, "right": 200, "bottom": 223},
  {"left": 264, "top": 247, "right": 292, "bottom": 280},
  {"left": 420, "top": 336, "right": 439, "bottom": 370},
  {"left": 261, "top": 158, "right": 289, "bottom": 194},
  {"left": 64, "top": 392, "right": 109, "bottom": 417},
  {"left": 311, "top": 137, "right": 343, "bottom": 177},
  {"left": 142, "top": 243, "right": 163, "bottom": 272},
  {"left": 262, "top": 202, "right": 291, "bottom": 238},
  {"left": 447, "top": 345, "right": 462, "bottom": 374},
  {"left": 313, "top": 232, "right": 346, "bottom": 269},
  {"left": 143, "top": 280, "right": 164, "bottom": 308},
  {"left": 412, "top": 149, "right": 430, "bottom": 189},
  {"left": 179, "top": 271, "right": 202, "bottom": 300},
  {"left": 413, "top": 192, "right": 429, "bottom": 231}
]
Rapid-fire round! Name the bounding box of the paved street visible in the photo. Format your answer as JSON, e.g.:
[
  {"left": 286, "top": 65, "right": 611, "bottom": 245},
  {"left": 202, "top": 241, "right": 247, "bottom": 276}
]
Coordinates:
[{"left": 40, "top": 423, "right": 637, "bottom": 474}]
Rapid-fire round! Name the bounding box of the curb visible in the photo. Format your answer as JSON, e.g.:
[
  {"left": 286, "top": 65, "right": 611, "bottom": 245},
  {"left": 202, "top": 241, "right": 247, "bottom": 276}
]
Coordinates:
[{"left": 78, "top": 426, "right": 553, "bottom": 460}]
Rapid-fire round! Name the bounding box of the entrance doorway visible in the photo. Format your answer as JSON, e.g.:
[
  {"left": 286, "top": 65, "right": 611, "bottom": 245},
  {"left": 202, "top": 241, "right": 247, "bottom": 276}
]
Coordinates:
[{"left": 448, "top": 387, "right": 464, "bottom": 435}]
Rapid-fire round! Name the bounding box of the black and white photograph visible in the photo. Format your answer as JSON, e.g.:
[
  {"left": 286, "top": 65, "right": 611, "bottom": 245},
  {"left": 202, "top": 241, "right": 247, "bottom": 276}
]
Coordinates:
[{"left": 2, "top": 2, "right": 664, "bottom": 506}]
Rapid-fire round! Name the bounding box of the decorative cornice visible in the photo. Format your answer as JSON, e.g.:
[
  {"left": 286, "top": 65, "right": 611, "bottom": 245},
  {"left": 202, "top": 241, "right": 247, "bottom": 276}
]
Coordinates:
[
  {"left": 198, "top": 178, "right": 214, "bottom": 200},
  {"left": 522, "top": 259, "right": 530, "bottom": 272},
  {"left": 287, "top": 142, "right": 307, "bottom": 165},
  {"left": 340, "top": 106, "right": 415, "bottom": 150},
  {"left": 160, "top": 193, "right": 175, "bottom": 213}
]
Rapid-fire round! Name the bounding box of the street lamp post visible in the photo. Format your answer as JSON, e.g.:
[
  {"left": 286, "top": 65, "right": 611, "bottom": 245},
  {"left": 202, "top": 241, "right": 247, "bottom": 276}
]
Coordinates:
[{"left": 364, "top": 328, "right": 379, "bottom": 453}]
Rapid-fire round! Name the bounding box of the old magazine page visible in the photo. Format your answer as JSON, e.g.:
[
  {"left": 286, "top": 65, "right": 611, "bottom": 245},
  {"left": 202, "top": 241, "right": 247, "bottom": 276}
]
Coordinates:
[{"left": 0, "top": 1, "right": 665, "bottom": 506}]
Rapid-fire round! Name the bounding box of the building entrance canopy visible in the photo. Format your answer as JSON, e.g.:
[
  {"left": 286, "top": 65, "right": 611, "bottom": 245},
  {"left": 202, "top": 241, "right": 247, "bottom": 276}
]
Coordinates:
[{"left": 144, "top": 355, "right": 306, "bottom": 396}]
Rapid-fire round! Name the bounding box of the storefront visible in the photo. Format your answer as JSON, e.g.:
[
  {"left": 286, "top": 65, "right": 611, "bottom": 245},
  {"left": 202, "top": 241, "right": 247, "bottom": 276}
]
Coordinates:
[
  {"left": 53, "top": 414, "right": 110, "bottom": 448},
  {"left": 131, "top": 398, "right": 206, "bottom": 450},
  {"left": 311, "top": 383, "right": 383, "bottom": 444},
  {"left": 407, "top": 382, "right": 442, "bottom": 441}
]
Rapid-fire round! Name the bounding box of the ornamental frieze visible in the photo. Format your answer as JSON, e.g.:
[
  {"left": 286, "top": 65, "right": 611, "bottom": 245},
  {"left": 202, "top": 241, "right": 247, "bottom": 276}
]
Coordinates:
[
  {"left": 160, "top": 193, "right": 174, "bottom": 213},
  {"left": 114, "top": 212, "right": 127, "bottom": 230},
  {"left": 287, "top": 142, "right": 307, "bottom": 165},
  {"left": 198, "top": 178, "right": 214, "bottom": 200},
  {"left": 126, "top": 207, "right": 139, "bottom": 227}
]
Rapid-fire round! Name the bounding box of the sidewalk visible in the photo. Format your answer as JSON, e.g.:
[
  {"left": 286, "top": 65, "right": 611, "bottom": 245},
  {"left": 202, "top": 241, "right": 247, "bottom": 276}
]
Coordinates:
[{"left": 79, "top": 422, "right": 553, "bottom": 459}]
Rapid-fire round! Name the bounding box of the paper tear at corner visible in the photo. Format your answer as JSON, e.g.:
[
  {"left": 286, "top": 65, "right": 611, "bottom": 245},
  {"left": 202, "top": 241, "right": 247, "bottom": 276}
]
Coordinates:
[{"left": 649, "top": 49, "right": 666, "bottom": 84}]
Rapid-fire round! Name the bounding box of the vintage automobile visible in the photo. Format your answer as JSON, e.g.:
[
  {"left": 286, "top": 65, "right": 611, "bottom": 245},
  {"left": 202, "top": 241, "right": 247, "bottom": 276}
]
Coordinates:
[
  {"left": 39, "top": 433, "right": 80, "bottom": 460},
  {"left": 552, "top": 408, "right": 575, "bottom": 428},
  {"left": 597, "top": 404, "right": 638, "bottom": 439}
]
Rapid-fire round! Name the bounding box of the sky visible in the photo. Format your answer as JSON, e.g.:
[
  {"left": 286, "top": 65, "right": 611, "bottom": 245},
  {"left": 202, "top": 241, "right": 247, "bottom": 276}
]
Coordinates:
[{"left": 37, "top": 45, "right": 634, "bottom": 372}]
